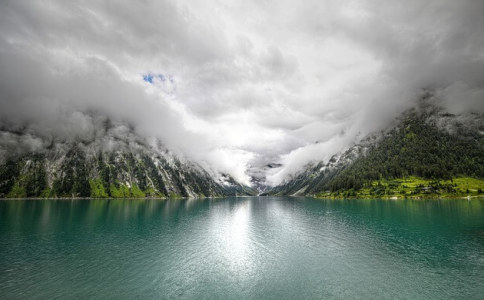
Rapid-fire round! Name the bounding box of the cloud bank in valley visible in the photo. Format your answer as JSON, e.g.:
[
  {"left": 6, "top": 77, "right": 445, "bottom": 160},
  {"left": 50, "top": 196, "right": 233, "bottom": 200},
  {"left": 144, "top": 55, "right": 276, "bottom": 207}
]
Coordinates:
[{"left": 0, "top": 0, "right": 483, "bottom": 186}]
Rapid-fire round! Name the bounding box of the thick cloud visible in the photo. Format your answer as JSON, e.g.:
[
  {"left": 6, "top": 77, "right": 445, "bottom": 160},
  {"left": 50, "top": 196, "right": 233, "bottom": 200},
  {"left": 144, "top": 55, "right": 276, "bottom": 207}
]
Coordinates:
[{"left": 0, "top": 0, "right": 483, "bottom": 186}]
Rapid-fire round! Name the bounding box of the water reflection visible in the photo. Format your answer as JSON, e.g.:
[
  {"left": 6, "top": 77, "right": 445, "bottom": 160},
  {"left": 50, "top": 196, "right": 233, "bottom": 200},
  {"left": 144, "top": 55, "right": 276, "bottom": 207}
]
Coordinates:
[
  {"left": 0, "top": 197, "right": 483, "bottom": 299},
  {"left": 1, "top": 197, "right": 483, "bottom": 241},
  {"left": 211, "top": 199, "right": 252, "bottom": 276}
]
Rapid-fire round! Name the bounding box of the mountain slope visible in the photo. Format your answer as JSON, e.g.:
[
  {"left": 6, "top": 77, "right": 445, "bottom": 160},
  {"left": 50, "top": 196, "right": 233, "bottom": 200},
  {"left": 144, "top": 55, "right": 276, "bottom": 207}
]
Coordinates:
[
  {"left": 268, "top": 105, "right": 484, "bottom": 198},
  {"left": 0, "top": 124, "right": 256, "bottom": 198}
]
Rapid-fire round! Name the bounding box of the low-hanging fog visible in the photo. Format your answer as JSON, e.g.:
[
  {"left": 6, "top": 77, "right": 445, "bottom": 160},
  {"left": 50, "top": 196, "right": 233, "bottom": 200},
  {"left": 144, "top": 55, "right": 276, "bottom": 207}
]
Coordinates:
[{"left": 1, "top": 0, "right": 483, "bottom": 186}]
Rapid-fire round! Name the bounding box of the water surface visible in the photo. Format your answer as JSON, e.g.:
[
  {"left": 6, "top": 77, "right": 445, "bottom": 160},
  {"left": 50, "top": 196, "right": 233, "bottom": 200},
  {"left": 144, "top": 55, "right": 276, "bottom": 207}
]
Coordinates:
[{"left": 1, "top": 197, "right": 483, "bottom": 299}]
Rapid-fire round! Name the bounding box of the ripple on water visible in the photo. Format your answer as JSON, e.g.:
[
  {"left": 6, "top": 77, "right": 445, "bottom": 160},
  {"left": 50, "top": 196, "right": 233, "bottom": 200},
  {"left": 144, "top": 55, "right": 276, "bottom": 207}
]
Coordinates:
[{"left": 0, "top": 197, "right": 483, "bottom": 299}]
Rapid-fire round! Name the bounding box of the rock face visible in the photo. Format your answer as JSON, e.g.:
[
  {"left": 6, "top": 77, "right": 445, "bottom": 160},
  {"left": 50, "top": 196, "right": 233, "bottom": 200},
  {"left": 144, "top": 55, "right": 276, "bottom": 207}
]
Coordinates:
[
  {"left": 266, "top": 103, "right": 484, "bottom": 196},
  {"left": 0, "top": 122, "right": 256, "bottom": 198},
  {"left": 2, "top": 101, "right": 482, "bottom": 199}
]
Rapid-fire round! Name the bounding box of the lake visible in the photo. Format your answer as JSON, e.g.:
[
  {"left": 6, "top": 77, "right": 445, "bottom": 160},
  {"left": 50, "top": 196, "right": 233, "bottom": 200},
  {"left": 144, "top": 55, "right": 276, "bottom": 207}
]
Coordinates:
[{"left": 1, "top": 197, "right": 483, "bottom": 299}]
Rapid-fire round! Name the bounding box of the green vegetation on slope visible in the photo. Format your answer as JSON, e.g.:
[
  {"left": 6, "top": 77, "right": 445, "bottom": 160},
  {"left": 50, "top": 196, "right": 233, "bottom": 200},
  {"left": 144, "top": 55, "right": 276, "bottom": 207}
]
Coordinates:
[
  {"left": 0, "top": 142, "right": 256, "bottom": 198},
  {"left": 270, "top": 107, "right": 484, "bottom": 198},
  {"left": 327, "top": 113, "right": 484, "bottom": 193},
  {"left": 317, "top": 176, "right": 484, "bottom": 199},
  {"left": 318, "top": 109, "right": 484, "bottom": 198},
  {"left": 51, "top": 146, "right": 91, "bottom": 197},
  {"left": 89, "top": 179, "right": 108, "bottom": 198}
]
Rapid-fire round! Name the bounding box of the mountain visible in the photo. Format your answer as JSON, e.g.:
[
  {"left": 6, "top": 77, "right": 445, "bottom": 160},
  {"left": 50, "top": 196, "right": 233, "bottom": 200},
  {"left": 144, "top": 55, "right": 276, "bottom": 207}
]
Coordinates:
[
  {"left": 266, "top": 102, "right": 484, "bottom": 198},
  {"left": 2, "top": 101, "right": 483, "bottom": 199},
  {"left": 0, "top": 120, "right": 256, "bottom": 198}
]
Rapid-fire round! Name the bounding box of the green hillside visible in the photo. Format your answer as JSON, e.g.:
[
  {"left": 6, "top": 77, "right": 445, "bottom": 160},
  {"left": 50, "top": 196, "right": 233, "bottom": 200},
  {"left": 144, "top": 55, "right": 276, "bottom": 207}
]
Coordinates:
[
  {"left": 327, "top": 112, "right": 484, "bottom": 193},
  {"left": 0, "top": 143, "right": 256, "bottom": 199},
  {"left": 270, "top": 108, "right": 484, "bottom": 198}
]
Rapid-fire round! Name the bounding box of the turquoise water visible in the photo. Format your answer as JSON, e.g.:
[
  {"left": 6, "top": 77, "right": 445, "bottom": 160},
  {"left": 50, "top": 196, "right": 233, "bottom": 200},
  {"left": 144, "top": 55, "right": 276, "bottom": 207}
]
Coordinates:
[{"left": 1, "top": 197, "right": 483, "bottom": 299}]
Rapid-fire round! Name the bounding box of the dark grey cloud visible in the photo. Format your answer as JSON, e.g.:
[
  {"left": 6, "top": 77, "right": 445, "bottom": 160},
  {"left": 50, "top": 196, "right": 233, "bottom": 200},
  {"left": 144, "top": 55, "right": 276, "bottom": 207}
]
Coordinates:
[{"left": 0, "top": 0, "right": 483, "bottom": 186}]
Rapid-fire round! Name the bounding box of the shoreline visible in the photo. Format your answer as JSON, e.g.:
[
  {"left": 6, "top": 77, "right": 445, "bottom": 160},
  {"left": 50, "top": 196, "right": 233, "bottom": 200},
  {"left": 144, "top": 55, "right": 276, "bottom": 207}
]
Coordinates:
[
  {"left": 1, "top": 195, "right": 483, "bottom": 201},
  {"left": 312, "top": 194, "right": 484, "bottom": 200},
  {"left": 0, "top": 195, "right": 262, "bottom": 201}
]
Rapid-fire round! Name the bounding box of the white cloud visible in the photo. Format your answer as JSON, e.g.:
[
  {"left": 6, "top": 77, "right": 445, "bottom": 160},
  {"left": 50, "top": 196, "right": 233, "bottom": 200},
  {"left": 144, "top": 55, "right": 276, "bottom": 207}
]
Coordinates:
[{"left": 0, "top": 0, "right": 483, "bottom": 186}]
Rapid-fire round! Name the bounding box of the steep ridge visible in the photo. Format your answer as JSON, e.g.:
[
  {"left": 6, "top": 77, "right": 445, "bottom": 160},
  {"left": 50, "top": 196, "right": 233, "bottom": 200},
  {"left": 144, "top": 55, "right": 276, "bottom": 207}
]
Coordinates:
[
  {"left": 0, "top": 121, "right": 255, "bottom": 198},
  {"left": 267, "top": 103, "right": 484, "bottom": 198}
]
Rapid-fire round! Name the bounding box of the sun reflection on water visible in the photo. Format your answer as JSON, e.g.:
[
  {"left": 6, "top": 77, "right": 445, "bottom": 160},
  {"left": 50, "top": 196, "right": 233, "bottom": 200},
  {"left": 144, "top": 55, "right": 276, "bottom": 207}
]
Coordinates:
[{"left": 211, "top": 199, "right": 253, "bottom": 278}]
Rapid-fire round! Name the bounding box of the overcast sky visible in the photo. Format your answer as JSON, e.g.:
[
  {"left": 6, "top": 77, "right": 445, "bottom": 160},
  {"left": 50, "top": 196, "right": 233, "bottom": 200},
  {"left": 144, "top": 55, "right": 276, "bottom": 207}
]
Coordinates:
[{"left": 1, "top": 0, "right": 483, "bottom": 186}]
